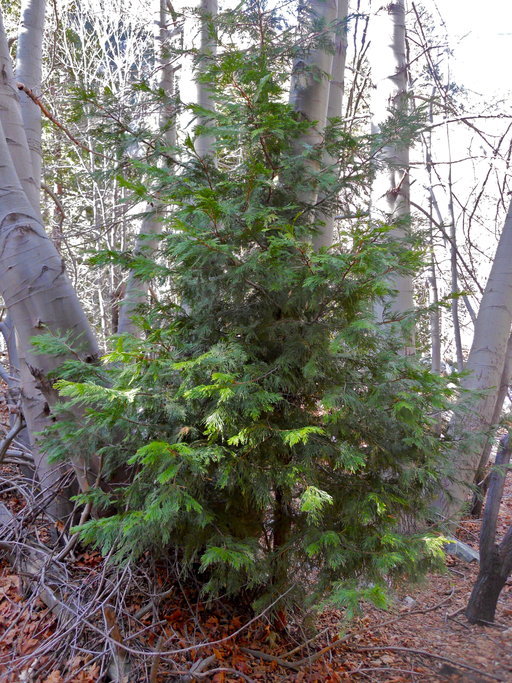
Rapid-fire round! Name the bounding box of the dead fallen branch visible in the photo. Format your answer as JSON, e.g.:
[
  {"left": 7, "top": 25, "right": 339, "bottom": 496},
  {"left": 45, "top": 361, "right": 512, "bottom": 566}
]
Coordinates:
[
  {"left": 172, "top": 666, "right": 255, "bottom": 682},
  {"left": 353, "top": 645, "right": 504, "bottom": 681},
  {"left": 241, "top": 633, "right": 352, "bottom": 672},
  {"left": 372, "top": 588, "right": 456, "bottom": 630},
  {"left": 240, "top": 647, "right": 300, "bottom": 671}
]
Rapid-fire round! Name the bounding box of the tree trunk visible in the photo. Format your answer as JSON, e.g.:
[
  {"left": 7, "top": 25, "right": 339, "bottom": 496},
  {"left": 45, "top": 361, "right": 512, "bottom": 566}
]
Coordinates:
[
  {"left": 370, "top": 1, "right": 414, "bottom": 353},
  {"left": 118, "top": 0, "right": 177, "bottom": 335},
  {"left": 433, "top": 202, "right": 512, "bottom": 523},
  {"left": 466, "top": 566, "right": 508, "bottom": 624},
  {"left": 0, "top": 6, "right": 40, "bottom": 214},
  {"left": 313, "top": 0, "right": 349, "bottom": 251},
  {"left": 425, "top": 94, "right": 441, "bottom": 374},
  {"left": 16, "top": 0, "right": 45, "bottom": 200},
  {"left": 466, "top": 434, "right": 512, "bottom": 624},
  {"left": 177, "top": 0, "right": 218, "bottom": 159},
  {"left": 0, "top": 5, "right": 101, "bottom": 505},
  {"left": 194, "top": 0, "right": 217, "bottom": 160},
  {"left": 471, "top": 331, "right": 512, "bottom": 516},
  {"left": 289, "top": 0, "right": 337, "bottom": 228}
]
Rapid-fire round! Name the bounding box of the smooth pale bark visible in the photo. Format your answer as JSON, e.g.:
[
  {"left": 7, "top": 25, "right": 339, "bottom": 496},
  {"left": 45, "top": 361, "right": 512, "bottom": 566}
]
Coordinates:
[
  {"left": 371, "top": 1, "right": 414, "bottom": 352},
  {"left": 120, "top": 0, "right": 217, "bottom": 334},
  {"left": 116, "top": 205, "right": 164, "bottom": 336},
  {"left": 314, "top": 0, "right": 349, "bottom": 251},
  {"left": 0, "top": 10, "right": 39, "bottom": 214},
  {"left": 0, "top": 315, "right": 30, "bottom": 451},
  {"left": 0, "top": 118, "right": 100, "bottom": 491},
  {"left": 477, "top": 331, "right": 512, "bottom": 475},
  {"left": 118, "top": 0, "right": 177, "bottom": 335},
  {"left": 289, "top": 0, "right": 337, "bottom": 225},
  {"left": 177, "top": 0, "right": 217, "bottom": 159},
  {"left": 434, "top": 202, "right": 512, "bottom": 523},
  {"left": 1, "top": 2, "right": 65, "bottom": 506},
  {"left": 194, "top": 0, "right": 217, "bottom": 159},
  {"left": 0, "top": 6, "right": 101, "bottom": 503},
  {"left": 16, "top": 0, "right": 45, "bottom": 197}
]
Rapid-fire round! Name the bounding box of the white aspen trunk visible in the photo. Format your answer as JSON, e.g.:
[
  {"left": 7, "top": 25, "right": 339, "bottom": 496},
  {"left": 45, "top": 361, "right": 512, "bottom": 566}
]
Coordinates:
[
  {"left": 117, "top": 0, "right": 177, "bottom": 336},
  {"left": 474, "top": 331, "right": 512, "bottom": 486},
  {"left": 194, "top": 0, "right": 217, "bottom": 159},
  {"left": 434, "top": 202, "right": 512, "bottom": 523},
  {"left": 0, "top": 6, "right": 101, "bottom": 506},
  {"left": 313, "top": 0, "right": 349, "bottom": 251},
  {"left": 0, "top": 9, "right": 39, "bottom": 214},
  {"left": 0, "top": 121, "right": 100, "bottom": 493},
  {"left": 177, "top": 0, "right": 217, "bottom": 159},
  {"left": 1, "top": 2, "right": 63, "bottom": 505},
  {"left": 289, "top": 0, "right": 337, "bottom": 222},
  {"left": 370, "top": 1, "right": 414, "bottom": 352},
  {"left": 116, "top": 205, "right": 165, "bottom": 335},
  {"left": 16, "top": 0, "right": 45, "bottom": 198}
]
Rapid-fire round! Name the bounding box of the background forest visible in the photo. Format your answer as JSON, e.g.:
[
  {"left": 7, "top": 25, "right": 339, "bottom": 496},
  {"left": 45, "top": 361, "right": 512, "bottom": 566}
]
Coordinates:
[{"left": 0, "top": 0, "right": 512, "bottom": 680}]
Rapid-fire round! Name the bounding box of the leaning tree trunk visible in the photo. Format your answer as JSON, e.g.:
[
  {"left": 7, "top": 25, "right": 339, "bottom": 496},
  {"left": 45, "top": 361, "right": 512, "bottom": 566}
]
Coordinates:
[
  {"left": 466, "top": 434, "right": 512, "bottom": 624},
  {"left": 0, "top": 3, "right": 100, "bottom": 508},
  {"left": 371, "top": 1, "right": 415, "bottom": 354},
  {"left": 470, "top": 331, "right": 512, "bottom": 517},
  {"left": 433, "top": 201, "right": 512, "bottom": 524}
]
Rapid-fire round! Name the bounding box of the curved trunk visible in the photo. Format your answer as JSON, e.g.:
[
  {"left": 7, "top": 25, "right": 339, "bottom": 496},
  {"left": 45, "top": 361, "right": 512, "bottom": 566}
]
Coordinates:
[
  {"left": 471, "top": 331, "right": 512, "bottom": 518},
  {"left": 0, "top": 6, "right": 100, "bottom": 508},
  {"left": 0, "top": 128, "right": 100, "bottom": 491}
]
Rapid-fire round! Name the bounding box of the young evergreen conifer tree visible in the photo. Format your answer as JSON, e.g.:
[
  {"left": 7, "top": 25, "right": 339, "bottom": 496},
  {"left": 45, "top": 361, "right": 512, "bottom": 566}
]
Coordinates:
[{"left": 43, "top": 0, "right": 454, "bottom": 613}]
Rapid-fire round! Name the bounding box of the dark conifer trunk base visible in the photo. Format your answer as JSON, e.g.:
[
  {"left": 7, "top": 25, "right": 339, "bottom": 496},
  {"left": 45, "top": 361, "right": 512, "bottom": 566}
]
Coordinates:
[
  {"left": 465, "top": 568, "right": 507, "bottom": 624},
  {"left": 465, "top": 434, "right": 512, "bottom": 625}
]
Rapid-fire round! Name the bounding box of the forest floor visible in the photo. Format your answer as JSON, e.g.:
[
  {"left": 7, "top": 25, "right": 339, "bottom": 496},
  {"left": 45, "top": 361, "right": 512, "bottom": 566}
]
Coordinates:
[{"left": 0, "top": 398, "right": 511, "bottom": 681}]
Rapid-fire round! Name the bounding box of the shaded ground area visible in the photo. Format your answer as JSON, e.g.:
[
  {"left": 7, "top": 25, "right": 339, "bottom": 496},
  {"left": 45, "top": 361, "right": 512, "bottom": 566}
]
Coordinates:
[{"left": 0, "top": 412, "right": 511, "bottom": 681}]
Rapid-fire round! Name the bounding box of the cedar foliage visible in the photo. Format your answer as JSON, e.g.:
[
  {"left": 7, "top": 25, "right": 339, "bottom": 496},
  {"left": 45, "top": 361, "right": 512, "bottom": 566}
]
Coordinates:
[{"left": 39, "top": 0, "right": 454, "bottom": 613}]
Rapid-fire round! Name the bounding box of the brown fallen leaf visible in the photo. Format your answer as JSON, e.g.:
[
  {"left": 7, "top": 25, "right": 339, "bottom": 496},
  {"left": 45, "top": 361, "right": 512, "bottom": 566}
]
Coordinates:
[{"left": 20, "top": 637, "right": 39, "bottom": 655}]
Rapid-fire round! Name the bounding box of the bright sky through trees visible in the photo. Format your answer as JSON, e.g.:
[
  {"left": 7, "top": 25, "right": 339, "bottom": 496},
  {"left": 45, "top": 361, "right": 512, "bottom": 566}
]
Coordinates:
[{"left": 439, "top": 0, "right": 512, "bottom": 96}]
